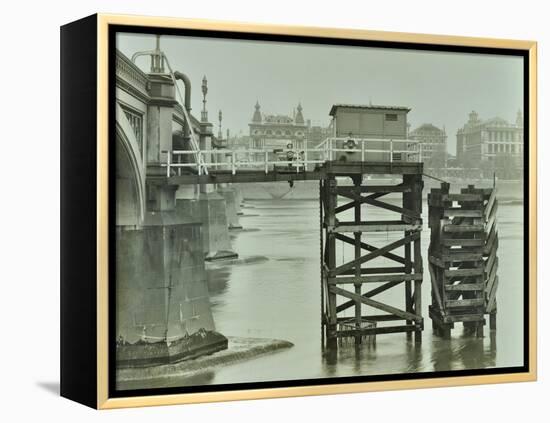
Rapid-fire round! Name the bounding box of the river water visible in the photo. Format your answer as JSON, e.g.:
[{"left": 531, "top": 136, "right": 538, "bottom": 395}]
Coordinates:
[{"left": 201, "top": 196, "right": 524, "bottom": 386}]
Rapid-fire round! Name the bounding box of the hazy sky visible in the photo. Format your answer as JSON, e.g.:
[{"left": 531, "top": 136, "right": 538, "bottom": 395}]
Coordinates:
[{"left": 117, "top": 33, "right": 523, "bottom": 154}]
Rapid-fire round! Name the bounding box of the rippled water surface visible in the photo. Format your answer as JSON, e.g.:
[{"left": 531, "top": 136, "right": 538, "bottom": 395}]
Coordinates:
[{"left": 188, "top": 197, "right": 524, "bottom": 386}]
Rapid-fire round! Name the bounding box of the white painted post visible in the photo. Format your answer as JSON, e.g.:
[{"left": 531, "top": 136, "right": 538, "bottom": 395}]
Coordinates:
[
  {"left": 203, "top": 152, "right": 209, "bottom": 175},
  {"left": 390, "top": 139, "right": 393, "bottom": 163},
  {"left": 265, "top": 151, "right": 269, "bottom": 174},
  {"left": 231, "top": 151, "right": 236, "bottom": 175},
  {"left": 198, "top": 151, "right": 202, "bottom": 176},
  {"left": 166, "top": 151, "right": 171, "bottom": 178},
  {"left": 361, "top": 139, "right": 365, "bottom": 162}
]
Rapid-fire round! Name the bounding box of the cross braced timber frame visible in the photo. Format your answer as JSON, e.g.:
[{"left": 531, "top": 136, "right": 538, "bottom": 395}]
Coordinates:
[{"left": 321, "top": 172, "right": 424, "bottom": 348}]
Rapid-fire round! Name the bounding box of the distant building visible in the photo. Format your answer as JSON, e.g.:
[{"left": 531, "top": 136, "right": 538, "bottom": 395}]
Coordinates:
[
  {"left": 249, "top": 101, "right": 308, "bottom": 150},
  {"left": 306, "top": 121, "right": 331, "bottom": 147},
  {"left": 230, "top": 134, "right": 251, "bottom": 150},
  {"left": 456, "top": 110, "right": 524, "bottom": 167},
  {"left": 409, "top": 123, "right": 447, "bottom": 167}
]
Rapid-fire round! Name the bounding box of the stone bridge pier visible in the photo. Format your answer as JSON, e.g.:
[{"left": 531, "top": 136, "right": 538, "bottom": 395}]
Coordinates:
[
  {"left": 114, "top": 48, "right": 233, "bottom": 367},
  {"left": 174, "top": 115, "right": 239, "bottom": 260}
]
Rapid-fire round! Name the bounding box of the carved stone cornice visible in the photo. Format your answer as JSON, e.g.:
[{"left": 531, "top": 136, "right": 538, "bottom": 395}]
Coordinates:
[{"left": 116, "top": 50, "right": 151, "bottom": 104}]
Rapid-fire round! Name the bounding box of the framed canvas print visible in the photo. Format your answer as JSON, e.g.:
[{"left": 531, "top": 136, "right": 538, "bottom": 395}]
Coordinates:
[{"left": 60, "top": 14, "right": 537, "bottom": 409}]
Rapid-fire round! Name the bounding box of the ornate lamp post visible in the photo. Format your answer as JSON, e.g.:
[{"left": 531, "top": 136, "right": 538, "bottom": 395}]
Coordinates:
[
  {"left": 218, "top": 110, "right": 223, "bottom": 140},
  {"left": 201, "top": 75, "right": 208, "bottom": 123}
]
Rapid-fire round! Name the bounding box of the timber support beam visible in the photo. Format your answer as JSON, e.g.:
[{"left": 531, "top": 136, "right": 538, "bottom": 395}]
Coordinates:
[{"left": 321, "top": 169, "right": 424, "bottom": 348}]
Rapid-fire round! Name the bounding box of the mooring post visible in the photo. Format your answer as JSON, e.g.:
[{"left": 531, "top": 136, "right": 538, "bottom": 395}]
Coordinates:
[
  {"left": 403, "top": 174, "right": 424, "bottom": 343},
  {"left": 413, "top": 174, "right": 424, "bottom": 343},
  {"left": 490, "top": 309, "right": 497, "bottom": 330},
  {"left": 414, "top": 234, "right": 423, "bottom": 344},
  {"left": 403, "top": 175, "right": 413, "bottom": 341},
  {"left": 405, "top": 231, "right": 413, "bottom": 341},
  {"left": 326, "top": 176, "right": 338, "bottom": 348},
  {"left": 428, "top": 182, "right": 452, "bottom": 339},
  {"left": 354, "top": 177, "right": 362, "bottom": 345},
  {"left": 320, "top": 180, "right": 325, "bottom": 347}
]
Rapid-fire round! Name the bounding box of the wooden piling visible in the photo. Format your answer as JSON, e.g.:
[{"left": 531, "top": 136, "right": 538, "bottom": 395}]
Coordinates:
[{"left": 428, "top": 183, "right": 499, "bottom": 338}]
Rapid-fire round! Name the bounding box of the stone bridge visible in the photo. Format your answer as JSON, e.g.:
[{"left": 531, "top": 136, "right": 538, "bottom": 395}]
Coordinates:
[{"left": 115, "top": 46, "right": 242, "bottom": 368}]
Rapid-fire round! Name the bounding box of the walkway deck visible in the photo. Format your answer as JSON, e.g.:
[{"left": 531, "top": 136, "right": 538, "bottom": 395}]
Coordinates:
[{"left": 152, "top": 161, "right": 423, "bottom": 185}]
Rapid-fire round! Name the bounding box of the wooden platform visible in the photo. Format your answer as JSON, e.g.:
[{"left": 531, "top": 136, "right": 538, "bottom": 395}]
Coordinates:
[{"left": 153, "top": 161, "right": 423, "bottom": 185}]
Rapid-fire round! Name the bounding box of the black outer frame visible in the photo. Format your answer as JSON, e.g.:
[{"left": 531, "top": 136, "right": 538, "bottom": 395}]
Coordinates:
[
  {"left": 60, "top": 15, "right": 531, "bottom": 408},
  {"left": 60, "top": 14, "right": 98, "bottom": 408}
]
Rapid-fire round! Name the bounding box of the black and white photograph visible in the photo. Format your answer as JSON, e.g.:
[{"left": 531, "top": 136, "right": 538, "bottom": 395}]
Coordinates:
[
  {"left": 5, "top": 0, "right": 549, "bottom": 419},
  {"left": 113, "top": 28, "right": 528, "bottom": 393}
]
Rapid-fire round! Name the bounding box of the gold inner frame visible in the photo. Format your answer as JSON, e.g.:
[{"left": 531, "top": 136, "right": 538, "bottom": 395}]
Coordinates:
[{"left": 96, "top": 13, "right": 537, "bottom": 409}]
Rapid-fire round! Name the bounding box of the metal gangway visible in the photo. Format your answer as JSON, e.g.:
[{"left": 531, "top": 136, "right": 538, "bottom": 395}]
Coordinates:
[{"left": 163, "top": 137, "right": 421, "bottom": 178}]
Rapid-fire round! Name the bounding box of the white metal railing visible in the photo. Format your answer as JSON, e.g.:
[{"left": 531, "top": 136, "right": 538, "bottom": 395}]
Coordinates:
[{"left": 162, "top": 137, "right": 420, "bottom": 178}]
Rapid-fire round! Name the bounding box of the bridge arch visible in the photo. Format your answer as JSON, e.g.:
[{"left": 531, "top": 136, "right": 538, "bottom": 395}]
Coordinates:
[{"left": 115, "top": 103, "right": 146, "bottom": 225}]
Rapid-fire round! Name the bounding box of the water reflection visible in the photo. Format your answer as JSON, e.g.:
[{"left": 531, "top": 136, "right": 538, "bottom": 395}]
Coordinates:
[
  {"left": 405, "top": 342, "right": 423, "bottom": 373},
  {"left": 321, "top": 327, "right": 496, "bottom": 376},
  {"left": 206, "top": 266, "right": 231, "bottom": 295},
  {"left": 430, "top": 331, "right": 496, "bottom": 372}
]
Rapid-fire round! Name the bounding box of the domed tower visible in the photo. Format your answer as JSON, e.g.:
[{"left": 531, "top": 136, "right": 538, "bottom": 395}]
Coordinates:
[
  {"left": 468, "top": 110, "right": 480, "bottom": 125},
  {"left": 295, "top": 102, "right": 305, "bottom": 125},
  {"left": 252, "top": 101, "right": 262, "bottom": 123},
  {"left": 249, "top": 101, "right": 264, "bottom": 154}
]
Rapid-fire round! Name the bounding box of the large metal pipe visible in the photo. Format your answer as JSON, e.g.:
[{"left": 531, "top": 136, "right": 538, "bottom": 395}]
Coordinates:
[{"left": 173, "top": 70, "right": 192, "bottom": 139}]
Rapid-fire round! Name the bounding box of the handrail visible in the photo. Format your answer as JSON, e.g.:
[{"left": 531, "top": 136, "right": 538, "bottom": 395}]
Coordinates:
[{"left": 162, "top": 137, "right": 421, "bottom": 178}]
